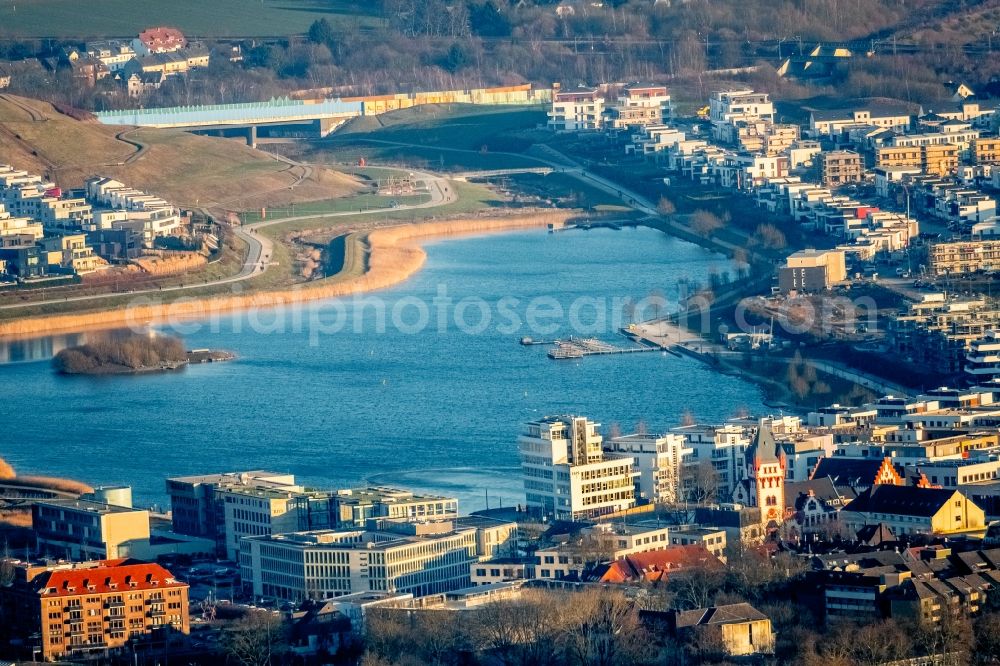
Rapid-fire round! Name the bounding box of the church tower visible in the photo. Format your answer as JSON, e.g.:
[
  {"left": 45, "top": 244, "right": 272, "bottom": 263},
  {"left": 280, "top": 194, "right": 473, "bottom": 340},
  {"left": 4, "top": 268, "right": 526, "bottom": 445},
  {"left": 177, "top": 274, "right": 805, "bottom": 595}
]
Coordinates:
[{"left": 733, "top": 421, "right": 787, "bottom": 528}]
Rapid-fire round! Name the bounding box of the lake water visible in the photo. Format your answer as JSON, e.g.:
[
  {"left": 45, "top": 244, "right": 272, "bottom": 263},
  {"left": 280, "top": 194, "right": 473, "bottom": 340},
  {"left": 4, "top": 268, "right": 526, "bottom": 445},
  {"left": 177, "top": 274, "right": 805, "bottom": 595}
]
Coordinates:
[{"left": 0, "top": 227, "right": 766, "bottom": 511}]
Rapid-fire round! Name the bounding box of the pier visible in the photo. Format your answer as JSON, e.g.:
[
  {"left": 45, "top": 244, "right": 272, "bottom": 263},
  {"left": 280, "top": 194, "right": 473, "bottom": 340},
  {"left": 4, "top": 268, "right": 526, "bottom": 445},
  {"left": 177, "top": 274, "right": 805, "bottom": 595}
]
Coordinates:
[
  {"left": 548, "top": 219, "right": 638, "bottom": 233},
  {"left": 544, "top": 336, "right": 669, "bottom": 360}
]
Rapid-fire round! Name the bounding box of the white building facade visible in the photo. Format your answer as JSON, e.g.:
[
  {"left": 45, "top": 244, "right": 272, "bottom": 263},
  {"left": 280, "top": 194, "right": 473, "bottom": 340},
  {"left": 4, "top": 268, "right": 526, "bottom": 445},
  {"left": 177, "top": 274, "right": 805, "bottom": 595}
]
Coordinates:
[{"left": 520, "top": 416, "right": 637, "bottom": 520}]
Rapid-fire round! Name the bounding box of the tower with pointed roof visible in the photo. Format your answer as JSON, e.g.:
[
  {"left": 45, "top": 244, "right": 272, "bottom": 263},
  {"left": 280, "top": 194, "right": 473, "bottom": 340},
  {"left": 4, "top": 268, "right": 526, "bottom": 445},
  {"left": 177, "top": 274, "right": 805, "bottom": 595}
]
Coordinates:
[{"left": 732, "top": 422, "right": 787, "bottom": 528}]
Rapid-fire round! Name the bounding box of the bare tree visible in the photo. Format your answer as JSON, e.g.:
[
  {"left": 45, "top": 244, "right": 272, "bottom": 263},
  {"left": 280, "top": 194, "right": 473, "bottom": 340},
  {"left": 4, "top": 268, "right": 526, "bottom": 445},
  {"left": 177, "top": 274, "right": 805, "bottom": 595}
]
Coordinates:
[
  {"left": 911, "top": 609, "right": 974, "bottom": 666},
  {"left": 684, "top": 460, "right": 719, "bottom": 504},
  {"left": 222, "top": 609, "right": 287, "bottom": 666},
  {"left": 669, "top": 567, "right": 725, "bottom": 610},
  {"left": 472, "top": 591, "right": 568, "bottom": 666},
  {"left": 561, "top": 590, "right": 652, "bottom": 666},
  {"left": 0, "top": 541, "right": 14, "bottom": 588},
  {"left": 690, "top": 210, "right": 723, "bottom": 238}
]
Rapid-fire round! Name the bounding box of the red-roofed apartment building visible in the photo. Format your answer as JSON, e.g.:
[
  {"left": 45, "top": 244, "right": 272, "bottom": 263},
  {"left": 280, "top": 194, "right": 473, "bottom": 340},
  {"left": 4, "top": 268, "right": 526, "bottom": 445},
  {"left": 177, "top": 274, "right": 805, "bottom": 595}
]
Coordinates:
[
  {"left": 0, "top": 558, "right": 189, "bottom": 661},
  {"left": 132, "top": 27, "right": 187, "bottom": 57}
]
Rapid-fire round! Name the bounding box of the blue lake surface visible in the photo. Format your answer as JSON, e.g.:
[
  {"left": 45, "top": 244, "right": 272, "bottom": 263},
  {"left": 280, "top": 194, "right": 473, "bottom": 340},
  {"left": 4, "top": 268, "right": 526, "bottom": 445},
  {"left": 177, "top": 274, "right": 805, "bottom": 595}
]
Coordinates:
[{"left": 0, "top": 227, "right": 766, "bottom": 511}]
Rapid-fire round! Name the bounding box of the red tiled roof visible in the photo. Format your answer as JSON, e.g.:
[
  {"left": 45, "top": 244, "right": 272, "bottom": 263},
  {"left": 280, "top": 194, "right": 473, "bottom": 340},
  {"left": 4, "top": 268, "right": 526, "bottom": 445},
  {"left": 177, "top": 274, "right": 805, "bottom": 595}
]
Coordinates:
[
  {"left": 600, "top": 545, "right": 723, "bottom": 584},
  {"left": 137, "top": 27, "right": 186, "bottom": 52},
  {"left": 31, "top": 559, "right": 186, "bottom": 597}
]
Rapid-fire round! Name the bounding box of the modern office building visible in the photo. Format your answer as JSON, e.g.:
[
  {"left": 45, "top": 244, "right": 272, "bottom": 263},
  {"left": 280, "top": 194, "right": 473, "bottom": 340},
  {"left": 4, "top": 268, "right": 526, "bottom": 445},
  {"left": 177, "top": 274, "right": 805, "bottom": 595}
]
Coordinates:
[
  {"left": 241, "top": 520, "right": 479, "bottom": 601},
  {"left": 166, "top": 470, "right": 299, "bottom": 554},
  {"left": 32, "top": 500, "right": 151, "bottom": 561},
  {"left": 778, "top": 248, "right": 847, "bottom": 293},
  {"left": 520, "top": 416, "right": 637, "bottom": 520},
  {"left": 330, "top": 487, "right": 458, "bottom": 528},
  {"left": 167, "top": 471, "right": 459, "bottom": 559}
]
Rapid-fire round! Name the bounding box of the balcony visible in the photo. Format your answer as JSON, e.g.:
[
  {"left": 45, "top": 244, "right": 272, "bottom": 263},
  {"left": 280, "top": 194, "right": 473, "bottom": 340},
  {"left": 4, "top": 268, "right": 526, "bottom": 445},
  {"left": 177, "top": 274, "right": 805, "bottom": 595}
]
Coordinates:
[{"left": 147, "top": 609, "right": 166, "bottom": 618}]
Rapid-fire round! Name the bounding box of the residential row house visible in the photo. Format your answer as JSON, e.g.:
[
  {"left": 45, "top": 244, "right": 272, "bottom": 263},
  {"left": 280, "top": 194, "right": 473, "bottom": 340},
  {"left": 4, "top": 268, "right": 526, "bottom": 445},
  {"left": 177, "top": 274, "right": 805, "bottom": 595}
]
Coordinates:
[
  {"left": 84, "top": 176, "right": 183, "bottom": 247},
  {"left": 0, "top": 165, "right": 109, "bottom": 277},
  {"left": 809, "top": 547, "right": 1000, "bottom": 625},
  {"left": 808, "top": 104, "right": 914, "bottom": 139}
]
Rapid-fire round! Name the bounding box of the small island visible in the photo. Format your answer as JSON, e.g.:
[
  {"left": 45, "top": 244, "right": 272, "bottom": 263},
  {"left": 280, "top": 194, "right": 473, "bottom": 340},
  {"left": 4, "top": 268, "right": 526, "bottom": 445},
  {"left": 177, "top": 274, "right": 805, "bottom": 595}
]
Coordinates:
[{"left": 53, "top": 334, "right": 233, "bottom": 375}]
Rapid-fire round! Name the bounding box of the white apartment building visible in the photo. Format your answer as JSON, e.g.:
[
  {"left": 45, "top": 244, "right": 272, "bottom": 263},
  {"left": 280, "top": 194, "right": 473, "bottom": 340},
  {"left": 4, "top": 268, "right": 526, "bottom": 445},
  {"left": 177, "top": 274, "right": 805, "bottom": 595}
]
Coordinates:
[
  {"left": 0, "top": 165, "right": 45, "bottom": 189},
  {"left": 547, "top": 86, "right": 605, "bottom": 131},
  {"left": 966, "top": 331, "right": 1000, "bottom": 382},
  {"left": 626, "top": 124, "right": 686, "bottom": 157},
  {"left": 84, "top": 176, "right": 182, "bottom": 244},
  {"left": 37, "top": 197, "right": 94, "bottom": 231},
  {"left": 0, "top": 204, "right": 43, "bottom": 240},
  {"left": 241, "top": 521, "right": 479, "bottom": 601},
  {"left": 520, "top": 416, "right": 637, "bottom": 520},
  {"left": 608, "top": 83, "right": 671, "bottom": 130},
  {"left": 671, "top": 423, "right": 750, "bottom": 500},
  {"left": 606, "top": 432, "right": 691, "bottom": 504},
  {"left": 112, "top": 208, "right": 182, "bottom": 246},
  {"left": 809, "top": 106, "right": 913, "bottom": 137},
  {"left": 709, "top": 89, "right": 774, "bottom": 143},
  {"left": 890, "top": 129, "right": 981, "bottom": 156},
  {"left": 903, "top": 458, "right": 1000, "bottom": 488}
]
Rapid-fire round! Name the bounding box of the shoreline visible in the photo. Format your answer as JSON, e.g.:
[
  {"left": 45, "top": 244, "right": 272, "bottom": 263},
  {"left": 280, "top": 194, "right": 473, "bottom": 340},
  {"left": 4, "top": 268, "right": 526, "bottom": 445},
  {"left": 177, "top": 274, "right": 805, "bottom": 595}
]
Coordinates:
[{"left": 0, "top": 212, "right": 571, "bottom": 340}]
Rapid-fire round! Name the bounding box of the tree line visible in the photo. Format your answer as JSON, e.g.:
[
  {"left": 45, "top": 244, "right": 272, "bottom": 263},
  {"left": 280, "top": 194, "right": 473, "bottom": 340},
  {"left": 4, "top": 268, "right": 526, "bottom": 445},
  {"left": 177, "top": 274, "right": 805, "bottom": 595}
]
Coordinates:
[{"left": 2, "top": 0, "right": 996, "bottom": 112}]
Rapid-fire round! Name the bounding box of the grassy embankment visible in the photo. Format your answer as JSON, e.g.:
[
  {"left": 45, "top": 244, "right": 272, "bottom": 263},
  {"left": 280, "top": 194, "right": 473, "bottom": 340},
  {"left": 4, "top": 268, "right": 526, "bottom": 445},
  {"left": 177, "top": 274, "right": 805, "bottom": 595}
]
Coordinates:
[
  {"left": 301, "top": 104, "right": 550, "bottom": 172},
  {"left": 0, "top": 95, "right": 362, "bottom": 209},
  {"left": 0, "top": 0, "right": 377, "bottom": 38}
]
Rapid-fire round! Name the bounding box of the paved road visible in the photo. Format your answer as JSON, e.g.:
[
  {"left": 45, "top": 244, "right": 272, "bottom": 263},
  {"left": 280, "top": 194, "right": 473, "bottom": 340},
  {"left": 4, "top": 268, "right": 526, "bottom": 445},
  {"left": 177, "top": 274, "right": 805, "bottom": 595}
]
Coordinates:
[{"left": 0, "top": 167, "right": 453, "bottom": 312}]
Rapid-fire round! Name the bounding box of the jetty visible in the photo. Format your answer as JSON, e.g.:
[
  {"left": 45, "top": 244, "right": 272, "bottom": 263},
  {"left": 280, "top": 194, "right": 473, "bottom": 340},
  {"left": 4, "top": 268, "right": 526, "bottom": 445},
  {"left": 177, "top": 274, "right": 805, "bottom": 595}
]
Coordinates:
[
  {"left": 545, "top": 336, "right": 668, "bottom": 360},
  {"left": 548, "top": 219, "right": 638, "bottom": 233}
]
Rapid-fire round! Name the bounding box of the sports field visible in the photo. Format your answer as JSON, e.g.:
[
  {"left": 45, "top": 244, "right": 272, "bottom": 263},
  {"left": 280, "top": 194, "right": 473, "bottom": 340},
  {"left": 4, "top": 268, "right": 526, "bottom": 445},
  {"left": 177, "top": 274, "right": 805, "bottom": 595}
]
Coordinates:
[{"left": 0, "top": 0, "right": 377, "bottom": 39}]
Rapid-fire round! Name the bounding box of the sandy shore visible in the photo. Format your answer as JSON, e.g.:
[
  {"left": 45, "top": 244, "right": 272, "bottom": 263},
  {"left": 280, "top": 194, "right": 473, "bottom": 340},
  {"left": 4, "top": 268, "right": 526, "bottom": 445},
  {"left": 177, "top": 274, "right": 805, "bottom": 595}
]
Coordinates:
[{"left": 0, "top": 212, "right": 570, "bottom": 339}]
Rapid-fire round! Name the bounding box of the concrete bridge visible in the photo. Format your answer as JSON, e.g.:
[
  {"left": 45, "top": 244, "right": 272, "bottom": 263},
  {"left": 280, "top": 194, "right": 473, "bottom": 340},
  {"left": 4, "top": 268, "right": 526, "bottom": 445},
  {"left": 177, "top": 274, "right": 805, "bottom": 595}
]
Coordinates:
[{"left": 96, "top": 97, "right": 363, "bottom": 147}]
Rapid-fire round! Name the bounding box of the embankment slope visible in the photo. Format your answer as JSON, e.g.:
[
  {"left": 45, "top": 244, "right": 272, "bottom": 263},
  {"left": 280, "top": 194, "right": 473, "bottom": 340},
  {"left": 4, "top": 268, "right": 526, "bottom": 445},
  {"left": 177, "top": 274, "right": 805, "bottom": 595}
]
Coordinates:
[{"left": 0, "top": 94, "right": 362, "bottom": 210}]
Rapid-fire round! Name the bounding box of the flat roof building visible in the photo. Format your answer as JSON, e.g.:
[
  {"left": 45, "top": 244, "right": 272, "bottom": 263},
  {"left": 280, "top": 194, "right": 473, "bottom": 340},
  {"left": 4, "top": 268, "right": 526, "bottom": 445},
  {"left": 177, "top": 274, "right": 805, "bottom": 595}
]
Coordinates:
[
  {"left": 241, "top": 520, "right": 480, "bottom": 601},
  {"left": 520, "top": 415, "right": 637, "bottom": 521},
  {"left": 32, "top": 499, "right": 150, "bottom": 561},
  {"left": 778, "top": 248, "right": 847, "bottom": 293}
]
